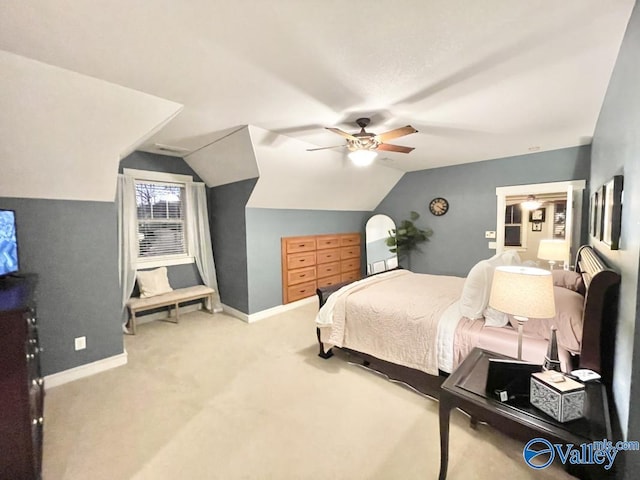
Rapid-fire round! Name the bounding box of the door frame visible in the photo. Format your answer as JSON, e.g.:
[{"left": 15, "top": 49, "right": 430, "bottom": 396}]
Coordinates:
[{"left": 495, "top": 180, "right": 586, "bottom": 265}]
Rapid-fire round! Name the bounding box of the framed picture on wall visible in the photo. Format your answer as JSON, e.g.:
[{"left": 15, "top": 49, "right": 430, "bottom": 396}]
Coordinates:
[
  {"left": 595, "top": 185, "right": 605, "bottom": 241},
  {"left": 529, "top": 208, "right": 546, "bottom": 222},
  {"left": 531, "top": 222, "right": 542, "bottom": 232},
  {"left": 589, "top": 191, "right": 598, "bottom": 238},
  {"left": 602, "top": 175, "right": 624, "bottom": 250}
]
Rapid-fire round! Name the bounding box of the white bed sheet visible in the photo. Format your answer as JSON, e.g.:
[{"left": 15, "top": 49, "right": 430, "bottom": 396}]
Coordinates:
[
  {"left": 316, "top": 272, "right": 464, "bottom": 374},
  {"left": 436, "top": 300, "right": 463, "bottom": 374}
]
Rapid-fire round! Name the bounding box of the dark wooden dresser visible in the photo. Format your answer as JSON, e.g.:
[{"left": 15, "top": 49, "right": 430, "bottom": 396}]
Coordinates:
[{"left": 0, "top": 275, "right": 43, "bottom": 480}]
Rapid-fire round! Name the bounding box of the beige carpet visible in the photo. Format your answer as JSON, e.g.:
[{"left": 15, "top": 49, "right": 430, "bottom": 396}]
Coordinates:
[{"left": 43, "top": 302, "right": 574, "bottom": 479}]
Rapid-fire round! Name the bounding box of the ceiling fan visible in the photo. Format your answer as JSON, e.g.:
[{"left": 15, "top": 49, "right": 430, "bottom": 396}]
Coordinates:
[{"left": 307, "top": 118, "right": 418, "bottom": 166}]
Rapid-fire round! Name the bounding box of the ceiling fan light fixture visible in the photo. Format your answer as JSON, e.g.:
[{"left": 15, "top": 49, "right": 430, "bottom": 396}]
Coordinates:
[
  {"left": 348, "top": 149, "right": 378, "bottom": 167},
  {"left": 521, "top": 195, "right": 542, "bottom": 210}
]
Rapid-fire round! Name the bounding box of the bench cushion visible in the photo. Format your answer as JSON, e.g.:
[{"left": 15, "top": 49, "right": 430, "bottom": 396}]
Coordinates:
[{"left": 127, "top": 285, "right": 214, "bottom": 310}]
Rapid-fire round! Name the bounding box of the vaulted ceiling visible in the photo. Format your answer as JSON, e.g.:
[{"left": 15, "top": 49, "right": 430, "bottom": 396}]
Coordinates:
[{"left": 0, "top": 1, "right": 635, "bottom": 202}]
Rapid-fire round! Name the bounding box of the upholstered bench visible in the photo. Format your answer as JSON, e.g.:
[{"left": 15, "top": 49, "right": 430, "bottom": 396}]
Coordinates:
[{"left": 126, "top": 285, "right": 215, "bottom": 334}]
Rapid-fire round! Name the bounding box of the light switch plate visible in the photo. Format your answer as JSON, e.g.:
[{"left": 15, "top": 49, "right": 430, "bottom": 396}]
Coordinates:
[
  {"left": 488, "top": 241, "right": 497, "bottom": 249},
  {"left": 74, "top": 336, "right": 86, "bottom": 351},
  {"left": 485, "top": 231, "right": 496, "bottom": 239}
]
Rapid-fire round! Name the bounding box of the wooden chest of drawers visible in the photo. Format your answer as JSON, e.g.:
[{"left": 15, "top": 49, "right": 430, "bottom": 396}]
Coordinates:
[{"left": 281, "top": 233, "right": 361, "bottom": 304}]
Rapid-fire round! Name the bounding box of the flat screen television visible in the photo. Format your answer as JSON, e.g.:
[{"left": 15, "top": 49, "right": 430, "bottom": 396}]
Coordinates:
[{"left": 0, "top": 209, "right": 19, "bottom": 277}]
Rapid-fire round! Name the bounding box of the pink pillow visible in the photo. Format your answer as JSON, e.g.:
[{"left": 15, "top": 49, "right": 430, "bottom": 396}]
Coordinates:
[
  {"left": 552, "top": 269, "right": 585, "bottom": 295},
  {"left": 508, "top": 286, "right": 584, "bottom": 354}
]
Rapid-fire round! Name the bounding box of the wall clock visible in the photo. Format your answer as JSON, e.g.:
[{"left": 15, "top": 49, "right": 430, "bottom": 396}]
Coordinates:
[{"left": 429, "top": 197, "right": 449, "bottom": 216}]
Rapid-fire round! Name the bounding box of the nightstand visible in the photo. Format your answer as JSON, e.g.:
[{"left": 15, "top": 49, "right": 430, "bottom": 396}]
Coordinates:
[{"left": 439, "top": 348, "right": 612, "bottom": 480}]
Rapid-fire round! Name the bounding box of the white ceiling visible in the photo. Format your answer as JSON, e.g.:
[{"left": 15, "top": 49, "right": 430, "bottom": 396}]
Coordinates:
[
  {"left": 0, "top": 0, "right": 635, "bottom": 179},
  {"left": 0, "top": 51, "right": 182, "bottom": 201}
]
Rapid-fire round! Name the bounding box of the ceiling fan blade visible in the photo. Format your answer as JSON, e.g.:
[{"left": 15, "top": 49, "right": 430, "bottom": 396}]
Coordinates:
[
  {"left": 306, "top": 145, "right": 345, "bottom": 152},
  {"left": 375, "top": 125, "right": 418, "bottom": 143},
  {"left": 376, "top": 143, "right": 415, "bottom": 154},
  {"left": 326, "top": 127, "right": 358, "bottom": 141}
]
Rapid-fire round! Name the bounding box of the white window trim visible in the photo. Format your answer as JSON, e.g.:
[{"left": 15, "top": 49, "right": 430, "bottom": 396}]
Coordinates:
[
  {"left": 504, "top": 203, "right": 529, "bottom": 249},
  {"left": 124, "top": 168, "right": 195, "bottom": 269}
]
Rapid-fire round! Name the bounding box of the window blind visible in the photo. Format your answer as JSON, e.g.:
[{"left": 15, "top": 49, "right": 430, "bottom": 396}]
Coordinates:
[{"left": 135, "top": 181, "right": 186, "bottom": 258}]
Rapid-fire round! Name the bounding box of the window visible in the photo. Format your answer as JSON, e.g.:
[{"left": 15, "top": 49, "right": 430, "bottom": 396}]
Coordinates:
[
  {"left": 124, "top": 169, "right": 194, "bottom": 268},
  {"left": 504, "top": 204, "right": 522, "bottom": 247},
  {"left": 553, "top": 200, "right": 567, "bottom": 239}
]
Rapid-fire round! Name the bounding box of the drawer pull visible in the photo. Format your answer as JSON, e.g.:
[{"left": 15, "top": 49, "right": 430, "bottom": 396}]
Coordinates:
[
  {"left": 300, "top": 274, "right": 306, "bottom": 277},
  {"left": 299, "top": 244, "right": 305, "bottom": 247}
]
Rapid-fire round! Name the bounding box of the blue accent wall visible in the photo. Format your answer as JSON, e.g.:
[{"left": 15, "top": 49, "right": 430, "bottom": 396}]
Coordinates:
[
  {"left": 245, "top": 208, "right": 370, "bottom": 313},
  {"left": 0, "top": 197, "right": 122, "bottom": 375},
  {"left": 119, "top": 151, "right": 203, "bottom": 179},
  {"left": 375, "top": 146, "right": 590, "bottom": 277},
  {"left": 590, "top": 1, "right": 640, "bottom": 462},
  {"left": 209, "top": 179, "right": 258, "bottom": 313}
]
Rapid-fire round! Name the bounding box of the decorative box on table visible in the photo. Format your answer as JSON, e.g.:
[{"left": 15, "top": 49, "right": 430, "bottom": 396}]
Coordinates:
[{"left": 530, "top": 370, "right": 585, "bottom": 423}]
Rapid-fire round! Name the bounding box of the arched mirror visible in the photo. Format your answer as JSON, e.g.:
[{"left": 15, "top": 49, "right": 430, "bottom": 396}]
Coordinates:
[
  {"left": 496, "top": 180, "right": 586, "bottom": 269},
  {"left": 365, "top": 214, "right": 398, "bottom": 275}
]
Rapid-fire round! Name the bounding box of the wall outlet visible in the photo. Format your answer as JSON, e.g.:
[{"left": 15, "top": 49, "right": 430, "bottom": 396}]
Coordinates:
[
  {"left": 74, "top": 336, "right": 86, "bottom": 351},
  {"left": 485, "top": 231, "right": 496, "bottom": 239}
]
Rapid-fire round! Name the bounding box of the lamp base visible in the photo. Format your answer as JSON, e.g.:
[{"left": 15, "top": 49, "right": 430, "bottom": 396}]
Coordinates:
[{"left": 514, "top": 315, "right": 529, "bottom": 361}]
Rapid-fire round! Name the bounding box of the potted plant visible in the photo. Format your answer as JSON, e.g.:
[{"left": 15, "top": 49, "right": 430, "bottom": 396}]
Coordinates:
[{"left": 385, "top": 211, "right": 433, "bottom": 269}]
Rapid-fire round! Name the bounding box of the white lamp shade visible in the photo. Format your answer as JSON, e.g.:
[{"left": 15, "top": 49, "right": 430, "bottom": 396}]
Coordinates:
[
  {"left": 348, "top": 149, "right": 377, "bottom": 166},
  {"left": 537, "top": 239, "right": 568, "bottom": 261},
  {"left": 489, "top": 266, "right": 556, "bottom": 319}
]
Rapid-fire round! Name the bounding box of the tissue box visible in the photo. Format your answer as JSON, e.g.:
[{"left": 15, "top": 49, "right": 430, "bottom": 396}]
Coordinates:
[{"left": 530, "top": 370, "right": 585, "bottom": 423}]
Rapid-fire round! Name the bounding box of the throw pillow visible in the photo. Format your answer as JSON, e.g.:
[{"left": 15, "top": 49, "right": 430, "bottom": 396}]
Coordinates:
[{"left": 137, "top": 267, "right": 173, "bottom": 298}]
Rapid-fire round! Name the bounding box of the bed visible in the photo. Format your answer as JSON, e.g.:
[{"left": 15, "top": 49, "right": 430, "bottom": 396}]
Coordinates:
[{"left": 315, "top": 245, "right": 620, "bottom": 399}]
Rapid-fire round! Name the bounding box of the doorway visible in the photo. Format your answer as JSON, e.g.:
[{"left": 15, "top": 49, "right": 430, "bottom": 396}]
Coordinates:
[{"left": 496, "top": 180, "right": 586, "bottom": 268}]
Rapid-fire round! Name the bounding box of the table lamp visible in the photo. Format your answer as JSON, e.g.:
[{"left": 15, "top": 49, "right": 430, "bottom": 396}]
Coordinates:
[
  {"left": 537, "top": 239, "right": 568, "bottom": 270},
  {"left": 489, "top": 266, "right": 556, "bottom": 361}
]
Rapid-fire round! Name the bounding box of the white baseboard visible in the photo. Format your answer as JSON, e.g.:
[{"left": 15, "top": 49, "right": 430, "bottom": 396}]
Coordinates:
[
  {"left": 222, "top": 296, "right": 318, "bottom": 323},
  {"left": 44, "top": 351, "right": 128, "bottom": 390}
]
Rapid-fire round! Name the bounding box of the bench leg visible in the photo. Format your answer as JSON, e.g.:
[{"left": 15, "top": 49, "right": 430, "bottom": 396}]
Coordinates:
[
  {"left": 175, "top": 302, "right": 180, "bottom": 323},
  {"left": 207, "top": 294, "right": 215, "bottom": 314},
  {"left": 128, "top": 310, "right": 137, "bottom": 335},
  {"left": 165, "top": 303, "right": 179, "bottom": 324}
]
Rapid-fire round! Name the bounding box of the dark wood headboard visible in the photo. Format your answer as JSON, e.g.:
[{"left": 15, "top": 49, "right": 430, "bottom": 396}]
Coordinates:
[{"left": 575, "top": 245, "right": 621, "bottom": 386}]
